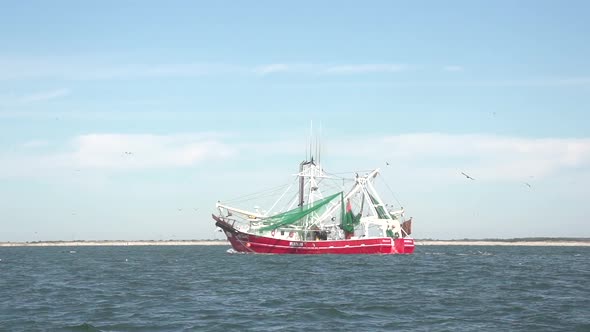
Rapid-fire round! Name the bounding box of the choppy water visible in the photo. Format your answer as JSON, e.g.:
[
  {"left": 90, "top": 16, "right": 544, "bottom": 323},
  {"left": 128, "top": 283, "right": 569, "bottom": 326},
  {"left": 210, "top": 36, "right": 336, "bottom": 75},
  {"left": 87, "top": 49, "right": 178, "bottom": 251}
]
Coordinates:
[{"left": 0, "top": 245, "right": 588, "bottom": 331}]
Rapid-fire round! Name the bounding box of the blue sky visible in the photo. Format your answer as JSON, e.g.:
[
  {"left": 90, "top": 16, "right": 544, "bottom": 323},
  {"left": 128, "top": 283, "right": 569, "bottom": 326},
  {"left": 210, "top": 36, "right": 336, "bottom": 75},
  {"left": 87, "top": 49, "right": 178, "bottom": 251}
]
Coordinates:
[{"left": 1, "top": 1, "right": 589, "bottom": 241}]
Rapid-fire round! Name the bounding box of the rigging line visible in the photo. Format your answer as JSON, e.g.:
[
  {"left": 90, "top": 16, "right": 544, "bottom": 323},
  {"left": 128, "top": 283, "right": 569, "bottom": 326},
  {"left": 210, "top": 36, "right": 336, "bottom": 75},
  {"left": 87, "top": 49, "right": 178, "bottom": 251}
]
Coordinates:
[
  {"left": 327, "top": 169, "right": 374, "bottom": 175},
  {"left": 241, "top": 182, "right": 296, "bottom": 199},
  {"left": 322, "top": 172, "right": 348, "bottom": 180},
  {"left": 225, "top": 190, "right": 288, "bottom": 204},
  {"left": 283, "top": 190, "right": 302, "bottom": 212},
  {"left": 265, "top": 179, "right": 297, "bottom": 215},
  {"left": 223, "top": 181, "right": 295, "bottom": 203},
  {"left": 379, "top": 176, "right": 403, "bottom": 208},
  {"left": 226, "top": 190, "right": 292, "bottom": 205},
  {"left": 323, "top": 173, "right": 357, "bottom": 183},
  {"left": 314, "top": 178, "right": 348, "bottom": 192},
  {"left": 322, "top": 182, "right": 347, "bottom": 194},
  {"left": 325, "top": 169, "right": 374, "bottom": 180},
  {"left": 228, "top": 190, "right": 295, "bottom": 206},
  {"left": 325, "top": 176, "right": 348, "bottom": 184}
]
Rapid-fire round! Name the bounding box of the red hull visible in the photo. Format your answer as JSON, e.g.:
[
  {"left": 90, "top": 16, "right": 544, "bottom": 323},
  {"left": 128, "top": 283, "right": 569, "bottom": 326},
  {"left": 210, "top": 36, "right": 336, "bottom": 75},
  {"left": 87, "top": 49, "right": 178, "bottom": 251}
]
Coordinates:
[{"left": 214, "top": 215, "right": 414, "bottom": 255}]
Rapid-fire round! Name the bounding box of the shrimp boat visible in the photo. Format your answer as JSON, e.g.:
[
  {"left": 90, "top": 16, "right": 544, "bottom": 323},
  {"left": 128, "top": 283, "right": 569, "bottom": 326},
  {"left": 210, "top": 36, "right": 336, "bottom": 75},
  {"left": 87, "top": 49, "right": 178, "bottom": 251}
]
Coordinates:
[{"left": 213, "top": 153, "right": 415, "bottom": 254}]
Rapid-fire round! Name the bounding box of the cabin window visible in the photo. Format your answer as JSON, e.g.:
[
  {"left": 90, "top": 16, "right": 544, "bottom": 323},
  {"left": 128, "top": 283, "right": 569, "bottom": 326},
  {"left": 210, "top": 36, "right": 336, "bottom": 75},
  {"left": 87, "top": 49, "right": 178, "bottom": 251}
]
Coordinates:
[{"left": 281, "top": 231, "right": 284, "bottom": 235}]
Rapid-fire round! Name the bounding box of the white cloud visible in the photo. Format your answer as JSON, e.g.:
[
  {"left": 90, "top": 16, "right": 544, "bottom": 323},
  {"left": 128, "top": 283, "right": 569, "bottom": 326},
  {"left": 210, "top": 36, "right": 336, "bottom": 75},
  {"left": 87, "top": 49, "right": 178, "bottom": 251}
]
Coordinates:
[
  {"left": 3, "top": 132, "right": 590, "bottom": 183},
  {"left": 0, "top": 57, "right": 246, "bottom": 81},
  {"left": 0, "top": 133, "right": 236, "bottom": 177},
  {"left": 487, "top": 77, "right": 590, "bottom": 87},
  {"left": 89, "top": 63, "right": 246, "bottom": 79},
  {"left": 325, "top": 133, "right": 590, "bottom": 181},
  {"left": 254, "top": 64, "right": 293, "bottom": 75},
  {"left": 2, "top": 57, "right": 590, "bottom": 88},
  {"left": 180, "top": 132, "right": 590, "bottom": 183},
  {"left": 253, "top": 63, "right": 411, "bottom": 76},
  {"left": 443, "top": 65, "right": 464, "bottom": 72},
  {"left": 226, "top": 133, "right": 590, "bottom": 183},
  {"left": 323, "top": 64, "right": 409, "bottom": 74},
  {"left": 69, "top": 133, "right": 235, "bottom": 169},
  {"left": 20, "top": 88, "right": 71, "bottom": 103},
  {"left": 0, "top": 88, "right": 70, "bottom": 107},
  {"left": 0, "top": 56, "right": 412, "bottom": 80}
]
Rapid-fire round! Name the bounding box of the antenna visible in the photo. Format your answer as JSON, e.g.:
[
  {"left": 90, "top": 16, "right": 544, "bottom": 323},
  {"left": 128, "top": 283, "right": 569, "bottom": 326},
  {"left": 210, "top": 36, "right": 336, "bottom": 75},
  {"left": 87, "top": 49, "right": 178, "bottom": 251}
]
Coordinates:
[
  {"left": 309, "top": 120, "right": 313, "bottom": 161},
  {"left": 315, "top": 128, "right": 318, "bottom": 163},
  {"left": 305, "top": 125, "right": 308, "bottom": 161},
  {"left": 319, "top": 122, "right": 322, "bottom": 167}
]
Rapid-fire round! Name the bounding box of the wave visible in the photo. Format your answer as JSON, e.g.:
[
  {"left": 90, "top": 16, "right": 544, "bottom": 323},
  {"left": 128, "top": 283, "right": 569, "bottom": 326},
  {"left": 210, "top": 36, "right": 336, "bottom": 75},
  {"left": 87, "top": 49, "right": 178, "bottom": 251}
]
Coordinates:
[{"left": 60, "top": 323, "right": 102, "bottom": 331}]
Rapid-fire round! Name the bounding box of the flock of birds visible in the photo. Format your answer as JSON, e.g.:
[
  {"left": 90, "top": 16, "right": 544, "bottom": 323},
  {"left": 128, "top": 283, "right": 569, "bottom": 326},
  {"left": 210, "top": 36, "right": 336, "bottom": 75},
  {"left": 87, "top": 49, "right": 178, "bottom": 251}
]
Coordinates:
[
  {"left": 68, "top": 153, "right": 534, "bottom": 217},
  {"left": 385, "top": 162, "right": 533, "bottom": 189},
  {"left": 68, "top": 150, "right": 200, "bottom": 216},
  {"left": 177, "top": 208, "right": 199, "bottom": 212},
  {"left": 460, "top": 170, "right": 532, "bottom": 189}
]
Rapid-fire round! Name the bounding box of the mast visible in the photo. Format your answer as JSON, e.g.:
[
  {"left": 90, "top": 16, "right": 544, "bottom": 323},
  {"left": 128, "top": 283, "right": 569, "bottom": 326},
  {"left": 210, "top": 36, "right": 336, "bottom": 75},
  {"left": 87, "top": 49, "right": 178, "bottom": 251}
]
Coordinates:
[
  {"left": 299, "top": 120, "right": 313, "bottom": 207},
  {"left": 298, "top": 160, "right": 305, "bottom": 207}
]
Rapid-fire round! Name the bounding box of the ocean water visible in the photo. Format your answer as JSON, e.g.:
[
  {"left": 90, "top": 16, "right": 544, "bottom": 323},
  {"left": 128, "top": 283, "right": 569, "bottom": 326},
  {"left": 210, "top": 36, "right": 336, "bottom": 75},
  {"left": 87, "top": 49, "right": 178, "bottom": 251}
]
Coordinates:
[{"left": 0, "top": 245, "right": 588, "bottom": 332}]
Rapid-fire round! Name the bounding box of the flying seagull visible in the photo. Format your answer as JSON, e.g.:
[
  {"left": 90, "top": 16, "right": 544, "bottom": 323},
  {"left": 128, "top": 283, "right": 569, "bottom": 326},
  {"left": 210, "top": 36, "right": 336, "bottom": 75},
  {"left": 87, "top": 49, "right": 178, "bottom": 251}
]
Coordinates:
[
  {"left": 524, "top": 182, "right": 532, "bottom": 188},
  {"left": 386, "top": 161, "right": 390, "bottom": 166},
  {"left": 461, "top": 172, "right": 475, "bottom": 180}
]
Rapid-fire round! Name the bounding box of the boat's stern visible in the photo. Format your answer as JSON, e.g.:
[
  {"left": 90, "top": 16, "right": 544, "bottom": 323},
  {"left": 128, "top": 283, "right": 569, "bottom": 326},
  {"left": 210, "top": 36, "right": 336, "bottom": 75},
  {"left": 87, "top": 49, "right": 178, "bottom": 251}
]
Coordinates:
[{"left": 394, "top": 237, "right": 415, "bottom": 254}]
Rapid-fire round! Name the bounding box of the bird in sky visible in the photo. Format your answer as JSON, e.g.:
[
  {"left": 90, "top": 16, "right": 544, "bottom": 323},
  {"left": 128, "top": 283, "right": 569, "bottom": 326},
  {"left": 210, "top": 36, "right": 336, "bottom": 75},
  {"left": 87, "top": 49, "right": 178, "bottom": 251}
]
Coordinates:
[
  {"left": 386, "top": 161, "right": 390, "bottom": 166},
  {"left": 524, "top": 182, "right": 532, "bottom": 188},
  {"left": 461, "top": 172, "right": 475, "bottom": 180}
]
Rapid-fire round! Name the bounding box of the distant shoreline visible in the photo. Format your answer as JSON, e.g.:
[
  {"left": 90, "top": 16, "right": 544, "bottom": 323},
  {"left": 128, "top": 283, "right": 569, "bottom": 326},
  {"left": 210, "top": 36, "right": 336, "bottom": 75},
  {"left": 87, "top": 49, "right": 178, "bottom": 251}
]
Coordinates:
[
  {"left": 1, "top": 239, "right": 589, "bottom": 247},
  {"left": 0, "top": 240, "right": 230, "bottom": 247},
  {"left": 417, "top": 240, "right": 590, "bottom": 247}
]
